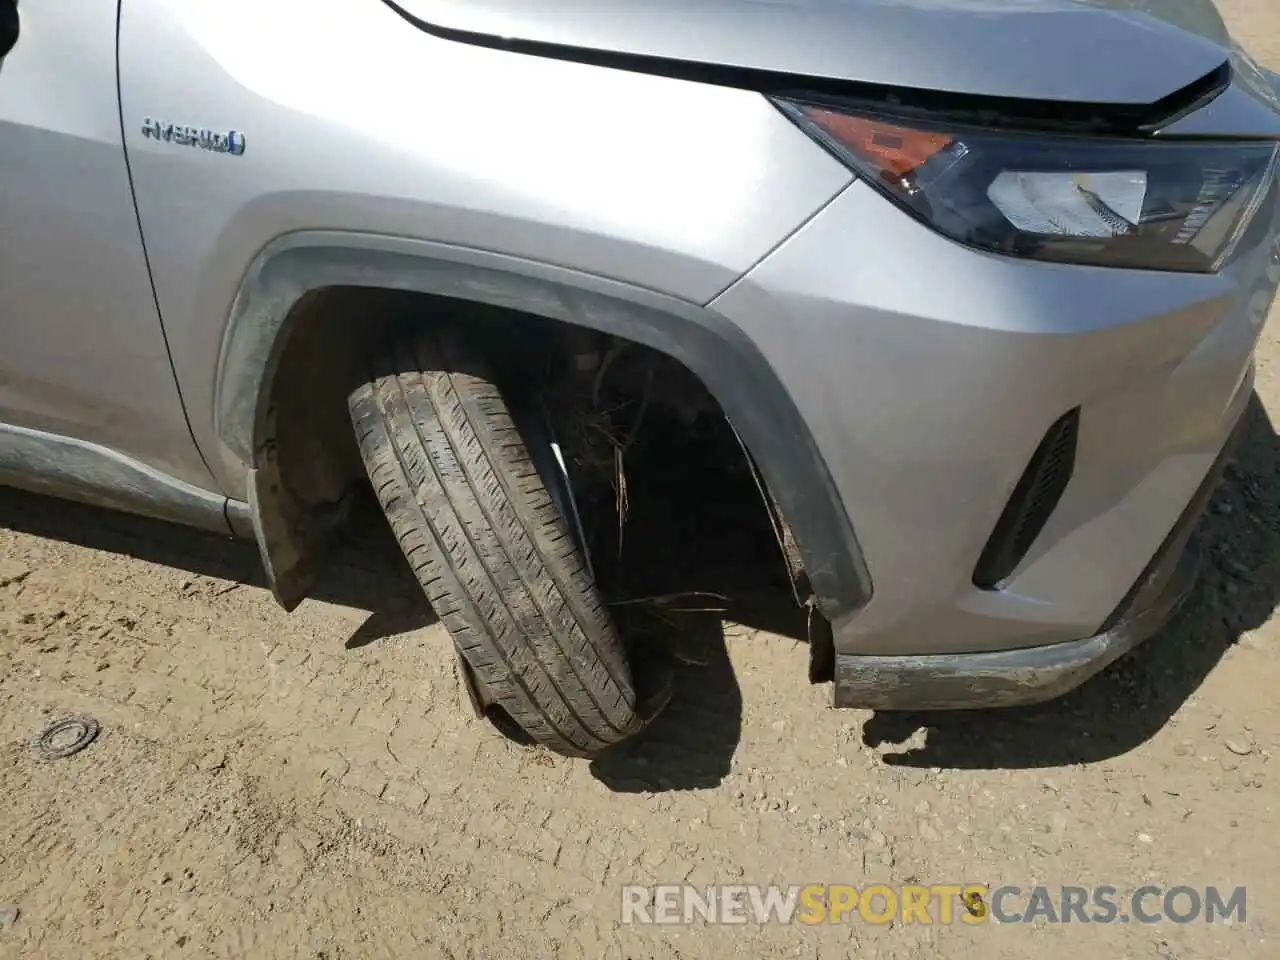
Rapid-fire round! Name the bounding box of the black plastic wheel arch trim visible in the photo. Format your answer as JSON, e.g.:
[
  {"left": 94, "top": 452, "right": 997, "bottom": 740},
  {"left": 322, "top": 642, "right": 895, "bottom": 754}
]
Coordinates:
[{"left": 215, "top": 232, "right": 873, "bottom": 620}]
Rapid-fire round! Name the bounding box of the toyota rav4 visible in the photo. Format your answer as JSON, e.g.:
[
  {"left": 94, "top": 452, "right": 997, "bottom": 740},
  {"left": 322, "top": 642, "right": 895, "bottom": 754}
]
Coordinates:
[{"left": 1, "top": 0, "right": 1278, "bottom": 757}]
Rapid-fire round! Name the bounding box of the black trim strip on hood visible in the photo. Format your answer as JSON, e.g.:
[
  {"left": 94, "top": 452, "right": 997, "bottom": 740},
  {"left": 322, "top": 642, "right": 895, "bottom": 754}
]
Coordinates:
[{"left": 383, "top": 0, "right": 1230, "bottom": 137}]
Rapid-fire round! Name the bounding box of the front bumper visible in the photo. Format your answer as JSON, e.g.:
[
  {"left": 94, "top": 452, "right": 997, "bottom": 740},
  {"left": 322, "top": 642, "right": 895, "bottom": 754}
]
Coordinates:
[
  {"left": 711, "top": 161, "right": 1280, "bottom": 707},
  {"left": 832, "top": 411, "right": 1239, "bottom": 710}
]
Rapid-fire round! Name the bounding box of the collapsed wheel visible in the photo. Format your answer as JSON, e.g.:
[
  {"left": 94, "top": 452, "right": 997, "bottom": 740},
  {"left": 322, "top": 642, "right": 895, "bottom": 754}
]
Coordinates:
[{"left": 348, "top": 327, "right": 662, "bottom": 757}]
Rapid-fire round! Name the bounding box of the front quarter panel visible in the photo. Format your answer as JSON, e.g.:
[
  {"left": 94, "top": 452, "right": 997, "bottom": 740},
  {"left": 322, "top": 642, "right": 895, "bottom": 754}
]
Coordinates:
[{"left": 118, "top": 0, "right": 851, "bottom": 497}]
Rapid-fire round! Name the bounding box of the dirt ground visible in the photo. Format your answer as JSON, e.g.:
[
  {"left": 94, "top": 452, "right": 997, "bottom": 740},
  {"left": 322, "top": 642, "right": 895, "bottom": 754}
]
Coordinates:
[{"left": 5, "top": 7, "right": 1280, "bottom": 959}]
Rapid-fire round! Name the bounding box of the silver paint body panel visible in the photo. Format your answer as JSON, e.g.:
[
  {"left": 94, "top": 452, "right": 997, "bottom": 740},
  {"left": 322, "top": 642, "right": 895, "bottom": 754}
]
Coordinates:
[
  {"left": 0, "top": 0, "right": 217, "bottom": 490},
  {"left": 713, "top": 180, "right": 1276, "bottom": 655},
  {"left": 117, "top": 0, "right": 851, "bottom": 503}
]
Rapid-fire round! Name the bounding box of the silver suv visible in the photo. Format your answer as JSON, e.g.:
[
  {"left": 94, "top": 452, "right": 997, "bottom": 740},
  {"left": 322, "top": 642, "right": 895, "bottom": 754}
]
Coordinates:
[{"left": 2, "top": 0, "right": 1278, "bottom": 757}]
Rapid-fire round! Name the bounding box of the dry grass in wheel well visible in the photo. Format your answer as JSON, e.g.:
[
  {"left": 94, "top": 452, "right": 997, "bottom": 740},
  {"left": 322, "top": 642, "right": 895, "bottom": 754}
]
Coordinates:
[{"left": 264, "top": 288, "right": 811, "bottom": 647}]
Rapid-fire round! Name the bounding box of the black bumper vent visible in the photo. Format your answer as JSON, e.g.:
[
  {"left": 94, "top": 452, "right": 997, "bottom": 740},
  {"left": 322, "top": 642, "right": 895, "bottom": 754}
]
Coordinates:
[{"left": 973, "top": 409, "right": 1080, "bottom": 589}]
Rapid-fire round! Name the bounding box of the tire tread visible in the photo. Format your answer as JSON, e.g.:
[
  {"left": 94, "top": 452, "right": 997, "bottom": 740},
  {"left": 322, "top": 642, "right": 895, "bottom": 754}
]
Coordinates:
[{"left": 347, "top": 328, "right": 641, "bottom": 757}]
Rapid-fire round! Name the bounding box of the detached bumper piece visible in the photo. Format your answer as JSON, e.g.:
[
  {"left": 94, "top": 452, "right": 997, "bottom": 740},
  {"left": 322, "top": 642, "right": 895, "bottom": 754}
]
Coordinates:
[{"left": 834, "top": 417, "right": 1242, "bottom": 711}]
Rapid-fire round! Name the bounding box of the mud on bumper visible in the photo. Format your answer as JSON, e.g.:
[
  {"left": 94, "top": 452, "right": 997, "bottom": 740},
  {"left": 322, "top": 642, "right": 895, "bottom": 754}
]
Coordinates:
[{"left": 833, "top": 416, "right": 1242, "bottom": 711}]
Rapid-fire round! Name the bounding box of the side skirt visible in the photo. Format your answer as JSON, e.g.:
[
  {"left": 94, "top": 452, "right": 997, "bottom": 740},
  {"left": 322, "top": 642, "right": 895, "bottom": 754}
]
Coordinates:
[{"left": 0, "top": 422, "right": 239, "bottom": 536}]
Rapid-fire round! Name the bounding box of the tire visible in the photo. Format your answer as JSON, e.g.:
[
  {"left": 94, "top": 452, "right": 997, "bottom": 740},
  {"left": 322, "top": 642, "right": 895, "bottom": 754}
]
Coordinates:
[{"left": 348, "top": 327, "right": 649, "bottom": 758}]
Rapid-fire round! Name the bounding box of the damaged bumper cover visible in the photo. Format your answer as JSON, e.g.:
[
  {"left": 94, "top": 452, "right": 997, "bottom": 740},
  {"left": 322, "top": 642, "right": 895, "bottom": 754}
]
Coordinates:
[{"left": 834, "top": 415, "right": 1242, "bottom": 711}]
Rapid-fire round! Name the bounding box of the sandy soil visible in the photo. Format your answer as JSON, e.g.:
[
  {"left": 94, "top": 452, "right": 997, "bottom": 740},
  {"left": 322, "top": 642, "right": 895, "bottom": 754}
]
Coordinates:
[{"left": 4, "top": 6, "right": 1280, "bottom": 958}]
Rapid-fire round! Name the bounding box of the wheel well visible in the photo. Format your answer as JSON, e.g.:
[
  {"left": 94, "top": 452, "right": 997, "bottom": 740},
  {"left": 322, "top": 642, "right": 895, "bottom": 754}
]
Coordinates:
[
  {"left": 221, "top": 238, "right": 870, "bottom": 622},
  {"left": 260, "top": 285, "right": 827, "bottom": 669}
]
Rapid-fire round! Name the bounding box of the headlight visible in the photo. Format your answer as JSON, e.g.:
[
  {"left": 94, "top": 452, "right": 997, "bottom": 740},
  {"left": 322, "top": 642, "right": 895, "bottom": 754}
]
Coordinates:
[{"left": 775, "top": 98, "right": 1280, "bottom": 273}]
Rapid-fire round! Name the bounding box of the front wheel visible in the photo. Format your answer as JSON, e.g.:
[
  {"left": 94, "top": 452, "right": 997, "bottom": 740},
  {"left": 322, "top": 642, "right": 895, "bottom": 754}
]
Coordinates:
[{"left": 348, "top": 327, "right": 656, "bottom": 757}]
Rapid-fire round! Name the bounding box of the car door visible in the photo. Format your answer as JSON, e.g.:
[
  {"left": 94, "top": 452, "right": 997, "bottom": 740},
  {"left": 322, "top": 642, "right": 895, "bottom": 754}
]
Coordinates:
[{"left": 0, "top": 0, "right": 218, "bottom": 491}]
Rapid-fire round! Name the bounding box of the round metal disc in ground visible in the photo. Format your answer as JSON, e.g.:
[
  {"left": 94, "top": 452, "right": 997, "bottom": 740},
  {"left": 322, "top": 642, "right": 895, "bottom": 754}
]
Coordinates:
[{"left": 34, "top": 717, "right": 100, "bottom": 760}]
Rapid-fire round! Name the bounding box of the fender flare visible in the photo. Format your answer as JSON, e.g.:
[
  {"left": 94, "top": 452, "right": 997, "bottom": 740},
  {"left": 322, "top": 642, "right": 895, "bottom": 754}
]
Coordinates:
[{"left": 215, "top": 231, "right": 872, "bottom": 619}]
